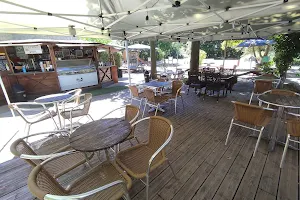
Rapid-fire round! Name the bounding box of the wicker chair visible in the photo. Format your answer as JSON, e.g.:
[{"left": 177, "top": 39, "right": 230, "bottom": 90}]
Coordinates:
[
  {"left": 100, "top": 105, "right": 140, "bottom": 150},
  {"left": 162, "top": 80, "right": 184, "bottom": 113},
  {"left": 116, "top": 116, "right": 176, "bottom": 200},
  {"left": 60, "top": 93, "right": 94, "bottom": 132},
  {"left": 58, "top": 88, "right": 82, "bottom": 111},
  {"left": 142, "top": 88, "right": 169, "bottom": 117},
  {"left": 9, "top": 102, "right": 58, "bottom": 138},
  {"left": 28, "top": 152, "right": 132, "bottom": 200},
  {"left": 249, "top": 80, "right": 273, "bottom": 105},
  {"left": 128, "top": 85, "right": 145, "bottom": 109},
  {"left": 225, "top": 101, "right": 274, "bottom": 157},
  {"left": 10, "top": 130, "right": 93, "bottom": 179},
  {"left": 280, "top": 112, "right": 300, "bottom": 168}
]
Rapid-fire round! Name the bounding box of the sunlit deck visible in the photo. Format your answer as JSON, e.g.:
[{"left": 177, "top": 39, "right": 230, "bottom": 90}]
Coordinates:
[{"left": 0, "top": 79, "right": 298, "bottom": 200}]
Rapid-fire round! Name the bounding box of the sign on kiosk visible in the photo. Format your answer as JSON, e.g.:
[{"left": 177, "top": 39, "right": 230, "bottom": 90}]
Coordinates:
[{"left": 23, "top": 45, "right": 43, "bottom": 54}]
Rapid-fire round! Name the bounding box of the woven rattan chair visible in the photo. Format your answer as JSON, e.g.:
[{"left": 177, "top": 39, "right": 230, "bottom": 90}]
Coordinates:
[
  {"left": 10, "top": 130, "right": 93, "bottom": 179},
  {"left": 8, "top": 102, "right": 58, "bottom": 138},
  {"left": 128, "top": 85, "right": 145, "bottom": 109},
  {"left": 249, "top": 80, "right": 273, "bottom": 105},
  {"left": 116, "top": 116, "right": 176, "bottom": 200},
  {"left": 142, "top": 88, "right": 169, "bottom": 117},
  {"left": 60, "top": 93, "right": 94, "bottom": 132},
  {"left": 280, "top": 112, "right": 300, "bottom": 168},
  {"left": 225, "top": 101, "right": 274, "bottom": 157},
  {"left": 100, "top": 105, "right": 140, "bottom": 150},
  {"left": 162, "top": 80, "right": 184, "bottom": 113},
  {"left": 28, "top": 152, "right": 132, "bottom": 200}
]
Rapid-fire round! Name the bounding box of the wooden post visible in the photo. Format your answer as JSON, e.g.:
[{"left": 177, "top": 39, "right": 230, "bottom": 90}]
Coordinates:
[
  {"left": 190, "top": 41, "right": 200, "bottom": 73},
  {"left": 150, "top": 40, "right": 157, "bottom": 79},
  {"left": 48, "top": 44, "right": 57, "bottom": 71}
]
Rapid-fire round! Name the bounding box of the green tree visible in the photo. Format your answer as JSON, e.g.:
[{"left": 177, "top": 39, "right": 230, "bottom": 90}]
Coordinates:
[
  {"left": 221, "top": 40, "right": 243, "bottom": 59},
  {"left": 199, "top": 50, "right": 207, "bottom": 65},
  {"left": 81, "top": 37, "right": 111, "bottom": 44},
  {"left": 273, "top": 32, "right": 300, "bottom": 79},
  {"left": 200, "top": 41, "right": 222, "bottom": 58}
]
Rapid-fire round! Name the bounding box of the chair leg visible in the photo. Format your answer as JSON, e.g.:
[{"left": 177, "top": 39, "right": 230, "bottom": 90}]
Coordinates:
[
  {"left": 87, "top": 114, "right": 94, "bottom": 121},
  {"left": 142, "top": 101, "right": 147, "bottom": 118},
  {"left": 135, "top": 137, "right": 140, "bottom": 144},
  {"left": 146, "top": 174, "right": 150, "bottom": 200},
  {"left": 225, "top": 119, "right": 234, "bottom": 145},
  {"left": 155, "top": 104, "right": 159, "bottom": 116},
  {"left": 139, "top": 99, "right": 143, "bottom": 109},
  {"left": 181, "top": 96, "right": 184, "bottom": 109},
  {"left": 253, "top": 127, "right": 264, "bottom": 157},
  {"left": 258, "top": 100, "right": 262, "bottom": 107},
  {"left": 280, "top": 134, "right": 290, "bottom": 168},
  {"left": 249, "top": 92, "right": 254, "bottom": 104},
  {"left": 167, "top": 159, "right": 177, "bottom": 179},
  {"left": 174, "top": 98, "right": 177, "bottom": 114}
]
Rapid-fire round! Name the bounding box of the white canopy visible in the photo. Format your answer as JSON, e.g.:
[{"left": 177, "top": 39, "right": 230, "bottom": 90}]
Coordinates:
[
  {"left": 128, "top": 44, "right": 150, "bottom": 49},
  {"left": 0, "top": 0, "right": 299, "bottom": 41}
]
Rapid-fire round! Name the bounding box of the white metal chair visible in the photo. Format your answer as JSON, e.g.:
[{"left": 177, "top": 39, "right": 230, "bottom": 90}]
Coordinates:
[
  {"left": 280, "top": 112, "right": 300, "bottom": 168},
  {"left": 58, "top": 88, "right": 82, "bottom": 111},
  {"left": 142, "top": 88, "right": 169, "bottom": 117},
  {"left": 128, "top": 85, "right": 145, "bottom": 109},
  {"left": 9, "top": 102, "right": 58, "bottom": 137},
  {"left": 162, "top": 80, "right": 184, "bottom": 114},
  {"left": 225, "top": 101, "right": 274, "bottom": 157},
  {"left": 60, "top": 93, "right": 94, "bottom": 132}
]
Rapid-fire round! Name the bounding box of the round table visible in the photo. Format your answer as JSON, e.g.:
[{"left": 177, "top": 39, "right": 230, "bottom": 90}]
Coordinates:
[
  {"left": 258, "top": 91, "right": 300, "bottom": 151},
  {"left": 35, "top": 93, "right": 72, "bottom": 128},
  {"left": 69, "top": 118, "right": 131, "bottom": 153}
]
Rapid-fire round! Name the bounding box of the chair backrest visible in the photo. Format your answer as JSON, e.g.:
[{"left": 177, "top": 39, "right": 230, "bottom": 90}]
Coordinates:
[
  {"left": 143, "top": 88, "right": 156, "bottom": 103},
  {"left": 187, "top": 74, "right": 200, "bottom": 85},
  {"left": 146, "top": 116, "right": 172, "bottom": 159},
  {"left": 68, "top": 89, "right": 82, "bottom": 104},
  {"left": 232, "top": 101, "right": 273, "bottom": 126},
  {"left": 28, "top": 164, "right": 67, "bottom": 200},
  {"left": 81, "top": 93, "right": 92, "bottom": 114},
  {"left": 125, "top": 105, "right": 139, "bottom": 123},
  {"left": 8, "top": 103, "right": 38, "bottom": 124},
  {"left": 205, "top": 72, "right": 221, "bottom": 83},
  {"left": 172, "top": 80, "right": 183, "bottom": 95},
  {"left": 254, "top": 80, "right": 273, "bottom": 94},
  {"left": 10, "top": 138, "right": 42, "bottom": 167},
  {"left": 286, "top": 113, "right": 300, "bottom": 137},
  {"left": 270, "top": 89, "right": 296, "bottom": 96},
  {"left": 128, "top": 85, "right": 140, "bottom": 98}
]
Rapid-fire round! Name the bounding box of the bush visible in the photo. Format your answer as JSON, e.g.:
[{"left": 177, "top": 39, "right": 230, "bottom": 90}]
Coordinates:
[
  {"left": 113, "top": 52, "right": 122, "bottom": 68},
  {"left": 260, "top": 61, "right": 274, "bottom": 74},
  {"left": 99, "top": 51, "right": 109, "bottom": 62},
  {"left": 156, "top": 49, "right": 165, "bottom": 61}
]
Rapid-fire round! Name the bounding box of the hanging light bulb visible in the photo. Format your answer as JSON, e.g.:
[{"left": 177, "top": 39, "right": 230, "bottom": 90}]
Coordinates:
[{"left": 145, "top": 7, "right": 149, "bottom": 24}]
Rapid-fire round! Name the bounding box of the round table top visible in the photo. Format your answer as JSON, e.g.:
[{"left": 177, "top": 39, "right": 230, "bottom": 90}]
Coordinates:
[
  {"left": 35, "top": 93, "right": 72, "bottom": 103},
  {"left": 69, "top": 118, "right": 131, "bottom": 152},
  {"left": 258, "top": 92, "right": 300, "bottom": 108}
]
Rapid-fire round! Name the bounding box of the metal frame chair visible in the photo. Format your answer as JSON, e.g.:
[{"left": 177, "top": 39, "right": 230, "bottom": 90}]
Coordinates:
[
  {"left": 58, "top": 88, "right": 82, "bottom": 111},
  {"left": 27, "top": 151, "right": 132, "bottom": 200},
  {"left": 8, "top": 102, "right": 58, "bottom": 137},
  {"left": 280, "top": 112, "right": 300, "bottom": 168},
  {"left": 116, "top": 116, "right": 176, "bottom": 200},
  {"left": 249, "top": 80, "right": 273, "bottom": 105},
  {"left": 162, "top": 80, "right": 184, "bottom": 114},
  {"left": 60, "top": 93, "right": 94, "bottom": 133},
  {"left": 100, "top": 105, "right": 140, "bottom": 151},
  {"left": 142, "top": 88, "right": 169, "bottom": 117},
  {"left": 128, "top": 85, "right": 145, "bottom": 109},
  {"left": 10, "top": 130, "right": 93, "bottom": 178},
  {"left": 225, "top": 101, "right": 274, "bottom": 157}
]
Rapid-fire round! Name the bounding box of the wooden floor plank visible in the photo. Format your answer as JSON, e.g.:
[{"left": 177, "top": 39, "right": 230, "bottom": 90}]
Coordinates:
[{"left": 256, "top": 189, "right": 276, "bottom": 200}]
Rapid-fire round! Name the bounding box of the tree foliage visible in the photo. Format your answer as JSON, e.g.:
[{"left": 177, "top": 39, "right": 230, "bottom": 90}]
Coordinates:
[
  {"left": 199, "top": 50, "right": 207, "bottom": 65},
  {"left": 273, "top": 32, "right": 300, "bottom": 77},
  {"left": 81, "top": 37, "right": 111, "bottom": 44}
]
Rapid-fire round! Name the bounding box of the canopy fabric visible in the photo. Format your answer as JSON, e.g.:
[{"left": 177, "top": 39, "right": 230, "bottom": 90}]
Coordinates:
[
  {"left": 0, "top": 0, "right": 299, "bottom": 41},
  {"left": 128, "top": 44, "right": 150, "bottom": 49},
  {"left": 237, "top": 39, "right": 275, "bottom": 47}
]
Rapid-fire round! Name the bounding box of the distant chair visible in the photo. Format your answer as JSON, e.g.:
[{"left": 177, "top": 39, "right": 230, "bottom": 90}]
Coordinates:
[
  {"left": 186, "top": 72, "right": 203, "bottom": 95},
  {"left": 28, "top": 153, "right": 132, "bottom": 200},
  {"left": 249, "top": 80, "right": 273, "bottom": 105},
  {"left": 225, "top": 101, "right": 274, "bottom": 157},
  {"left": 9, "top": 102, "right": 58, "bottom": 137},
  {"left": 162, "top": 80, "right": 184, "bottom": 113},
  {"left": 203, "top": 72, "right": 227, "bottom": 102},
  {"left": 128, "top": 85, "right": 145, "bottom": 109},
  {"left": 60, "top": 93, "right": 94, "bottom": 132},
  {"left": 116, "top": 116, "right": 175, "bottom": 200},
  {"left": 10, "top": 130, "right": 93, "bottom": 179},
  {"left": 280, "top": 112, "right": 300, "bottom": 168},
  {"left": 142, "top": 88, "right": 169, "bottom": 117}
]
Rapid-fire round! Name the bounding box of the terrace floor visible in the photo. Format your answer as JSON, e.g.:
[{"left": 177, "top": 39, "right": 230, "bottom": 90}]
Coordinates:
[{"left": 0, "top": 78, "right": 299, "bottom": 200}]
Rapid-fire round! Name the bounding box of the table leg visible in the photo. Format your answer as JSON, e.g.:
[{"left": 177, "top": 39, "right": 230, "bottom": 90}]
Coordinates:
[
  {"left": 55, "top": 102, "right": 62, "bottom": 129},
  {"left": 84, "top": 153, "right": 92, "bottom": 168},
  {"left": 268, "top": 106, "right": 284, "bottom": 151},
  {"left": 105, "top": 149, "right": 110, "bottom": 160}
]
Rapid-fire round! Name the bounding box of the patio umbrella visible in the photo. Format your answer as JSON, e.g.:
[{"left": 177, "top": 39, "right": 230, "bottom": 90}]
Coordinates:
[{"left": 237, "top": 39, "right": 275, "bottom": 47}]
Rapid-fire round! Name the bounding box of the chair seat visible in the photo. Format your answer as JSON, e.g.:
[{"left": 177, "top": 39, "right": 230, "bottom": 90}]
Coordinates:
[
  {"left": 28, "top": 109, "right": 57, "bottom": 123},
  {"left": 60, "top": 109, "right": 84, "bottom": 119},
  {"left": 69, "top": 161, "right": 132, "bottom": 199},
  {"left": 152, "top": 95, "right": 169, "bottom": 104},
  {"left": 116, "top": 144, "right": 166, "bottom": 179}
]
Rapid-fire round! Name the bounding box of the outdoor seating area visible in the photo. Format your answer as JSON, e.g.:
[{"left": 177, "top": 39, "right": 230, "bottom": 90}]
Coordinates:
[{"left": 1, "top": 74, "right": 300, "bottom": 200}]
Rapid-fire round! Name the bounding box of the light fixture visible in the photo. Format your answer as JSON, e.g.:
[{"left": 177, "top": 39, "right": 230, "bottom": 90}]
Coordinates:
[{"left": 146, "top": 7, "right": 149, "bottom": 21}]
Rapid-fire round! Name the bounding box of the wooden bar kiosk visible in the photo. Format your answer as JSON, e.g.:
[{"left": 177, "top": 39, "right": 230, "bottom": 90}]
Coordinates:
[{"left": 0, "top": 40, "right": 118, "bottom": 104}]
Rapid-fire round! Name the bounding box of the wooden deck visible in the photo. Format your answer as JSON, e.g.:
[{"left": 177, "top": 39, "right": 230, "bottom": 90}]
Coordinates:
[{"left": 0, "top": 79, "right": 299, "bottom": 200}]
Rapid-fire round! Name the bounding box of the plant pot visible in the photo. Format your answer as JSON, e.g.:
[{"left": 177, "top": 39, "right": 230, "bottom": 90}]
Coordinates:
[{"left": 118, "top": 69, "right": 123, "bottom": 78}]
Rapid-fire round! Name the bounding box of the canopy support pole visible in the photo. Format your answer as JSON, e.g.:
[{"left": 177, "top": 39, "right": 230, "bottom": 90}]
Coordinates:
[
  {"left": 150, "top": 40, "right": 157, "bottom": 79},
  {"left": 0, "top": 76, "right": 15, "bottom": 117},
  {"left": 125, "top": 40, "right": 131, "bottom": 85}
]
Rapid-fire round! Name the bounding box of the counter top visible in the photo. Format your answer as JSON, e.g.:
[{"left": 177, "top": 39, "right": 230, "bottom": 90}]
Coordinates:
[{"left": 8, "top": 71, "right": 56, "bottom": 76}]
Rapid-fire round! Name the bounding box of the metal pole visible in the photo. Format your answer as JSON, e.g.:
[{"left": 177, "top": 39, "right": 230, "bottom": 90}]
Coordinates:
[
  {"left": 0, "top": 76, "right": 15, "bottom": 117},
  {"left": 125, "top": 40, "right": 131, "bottom": 85}
]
